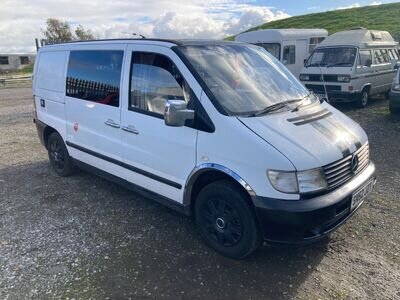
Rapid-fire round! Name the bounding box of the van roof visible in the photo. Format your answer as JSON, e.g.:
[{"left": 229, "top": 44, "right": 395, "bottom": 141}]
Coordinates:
[
  {"left": 317, "top": 28, "right": 399, "bottom": 48},
  {"left": 235, "top": 28, "right": 328, "bottom": 43},
  {"left": 40, "top": 38, "right": 242, "bottom": 50}
]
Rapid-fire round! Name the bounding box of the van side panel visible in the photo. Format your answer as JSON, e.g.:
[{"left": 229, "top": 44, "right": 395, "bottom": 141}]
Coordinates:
[{"left": 34, "top": 50, "right": 69, "bottom": 141}]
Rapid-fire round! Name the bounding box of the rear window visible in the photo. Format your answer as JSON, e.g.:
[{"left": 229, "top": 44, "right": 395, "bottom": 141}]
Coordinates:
[{"left": 66, "top": 50, "right": 123, "bottom": 107}]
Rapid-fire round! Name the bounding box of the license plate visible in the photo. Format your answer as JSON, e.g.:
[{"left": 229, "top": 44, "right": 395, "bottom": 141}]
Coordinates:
[{"left": 351, "top": 180, "right": 374, "bottom": 210}]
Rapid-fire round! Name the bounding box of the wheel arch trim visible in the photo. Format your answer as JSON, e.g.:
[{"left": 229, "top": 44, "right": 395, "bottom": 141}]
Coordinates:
[{"left": 183, "top": 163, "right": 256, "bottom": 207}]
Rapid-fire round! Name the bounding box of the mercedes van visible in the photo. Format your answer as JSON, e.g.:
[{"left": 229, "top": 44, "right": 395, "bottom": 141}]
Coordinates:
[
  {"left": 33, "top": 39, "right": 376, "bottom": 258},
  {"left": 300, "top": 28, "right": 399, "bottom": 108},
  {"left": 235, "top": 29, "right": 328, "bottom": 78}
]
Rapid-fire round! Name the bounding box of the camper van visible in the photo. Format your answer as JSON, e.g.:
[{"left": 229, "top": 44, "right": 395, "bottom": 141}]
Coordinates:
[
  {"left": 235, "top": 29, "right": 328, "bottom": 77},
  {"left": 300, "top": 28, "right": 400, "bottom": 108},
  {"left": 33, "top": 39, "right": 376, "bottom": 258}
]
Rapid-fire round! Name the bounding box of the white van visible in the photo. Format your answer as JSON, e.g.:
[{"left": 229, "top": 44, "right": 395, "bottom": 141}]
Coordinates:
[
  {"left": 33, "top": 39, "right": 376, "bottom": 258},
  {"left": 300, "top": 28, "right": 400, "bottom": 108},
  {"left": 235, "top": 29, "right": 328, "bottom": 77}
]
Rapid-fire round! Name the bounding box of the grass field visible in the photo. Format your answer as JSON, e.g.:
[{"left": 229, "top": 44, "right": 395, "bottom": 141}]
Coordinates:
[{"left": 226, "top": 2, "right": 400, "bottom": 40}]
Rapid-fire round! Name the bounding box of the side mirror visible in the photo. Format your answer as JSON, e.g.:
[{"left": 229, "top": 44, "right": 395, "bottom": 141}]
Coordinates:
[
  {"left": 364, "top": 59, "right": 372, "bottom": 67},
  {"left": 303, "top": 59, "right": 307, "bottom": 66},
  {"left": 164, "top": 99, "right": 194, "bottom": 127},
  {"left": 394, "top": 62, "right": 400, "bottom": 70}
]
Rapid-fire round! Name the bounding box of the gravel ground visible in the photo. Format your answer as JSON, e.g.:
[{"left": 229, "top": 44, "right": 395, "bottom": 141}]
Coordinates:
[{"left": 0, "top": 86, "right": 399, "bottom": 299}]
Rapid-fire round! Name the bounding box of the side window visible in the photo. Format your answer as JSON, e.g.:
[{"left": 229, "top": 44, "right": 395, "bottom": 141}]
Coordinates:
[
  {"left": 66, "top": 50, "right": 123, "bottom": 107},
  {"left": 129, "top": 52, "right": 190, "bottom": 117},
  {"left": 283, "top": 45, "right": 295, "bottom": 65},
  {"left": 358, "top": 50, "right": 372, "bottom": 67},
  {"left": 374, "top": 49, "right": 389, "bottom": 64}
]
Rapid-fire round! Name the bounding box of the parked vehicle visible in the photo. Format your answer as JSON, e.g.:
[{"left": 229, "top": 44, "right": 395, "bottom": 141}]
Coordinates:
[
  {"left": 300, "top": 28, "right": 400, "bottom": 108},
  {"left": 235, "top": 29, "right": 328, "bottom": 77},
  {"left": 33, "top": 39, "right": 376, "bottom": 258},
  {"left": 389, "top": 69, "right": 400, "bottom": 114}
]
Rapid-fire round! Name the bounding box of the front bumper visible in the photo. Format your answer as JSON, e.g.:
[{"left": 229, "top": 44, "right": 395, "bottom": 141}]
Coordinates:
[
  {"left": 252, "top": 162, "right": 376, "bottom": 243},
  {"left": 303, "top": 83, "right": 358, "bottom": 103}
]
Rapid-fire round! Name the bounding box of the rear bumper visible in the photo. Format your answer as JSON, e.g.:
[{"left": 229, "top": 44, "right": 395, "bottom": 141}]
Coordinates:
[
  {"left": 252, "top": 162, "right": 376, "bottom": 244},
  {"left": 390, "top": 90, "right": 400, "bottom": 108}
]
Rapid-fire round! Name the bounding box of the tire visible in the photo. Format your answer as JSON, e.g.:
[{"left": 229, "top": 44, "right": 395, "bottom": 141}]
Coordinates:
[
  {"left": 195, "top": 180, "right": 262, "bottom": 259},
  {"left": 357, "top": 89, "right": 369, "bottom": 108},
  {"left": 47, "top": 132, "right": 75, "bottom": 177}
]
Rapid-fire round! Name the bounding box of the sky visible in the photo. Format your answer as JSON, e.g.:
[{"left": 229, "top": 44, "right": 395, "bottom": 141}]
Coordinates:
[{"left": 0, "top": 0, "right": 397, "bottom": 54}]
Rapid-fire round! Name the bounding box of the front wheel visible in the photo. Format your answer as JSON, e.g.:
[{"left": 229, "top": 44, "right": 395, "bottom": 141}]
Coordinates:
[
  {"left": 195, "top": 180, "right": 262, "bottom": 259},
  {"left": 47, "top": 132, "right": 75, "bottom": 177},
  {"left": 357, "top": 89, "right": 369, "bottom": 108}
]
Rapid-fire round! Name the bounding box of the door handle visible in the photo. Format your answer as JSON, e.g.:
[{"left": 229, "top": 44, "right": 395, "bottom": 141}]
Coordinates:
[
  {"left": 104, "top": 119, "right": 120, "bottom": 128},
  {"left": 121, "top": 125, "right": 139, "bottom": 135}
]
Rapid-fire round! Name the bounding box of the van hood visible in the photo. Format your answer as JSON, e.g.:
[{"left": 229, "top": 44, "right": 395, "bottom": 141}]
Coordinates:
[{"left": 238, "top": 103, "right": 368, "bottom": 170}]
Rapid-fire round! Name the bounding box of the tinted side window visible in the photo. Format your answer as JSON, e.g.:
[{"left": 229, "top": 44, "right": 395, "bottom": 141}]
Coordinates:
[
  {"left": 129, "top": 52, "right": 190, "bottom": 117},
  {"left": 283, "top": 45, "right": 295, "bottom": 64},
  {"left": 374, "top": 49, "right": 389, "bottom": 64},
  {"left": 66, "top": 50, "right": 123, "bottom": 107},
  {"left": 358, "top": 50, "right": 372, "bottom": 67}
]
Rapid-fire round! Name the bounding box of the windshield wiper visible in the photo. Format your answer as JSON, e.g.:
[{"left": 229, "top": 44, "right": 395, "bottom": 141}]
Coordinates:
[
  {"left": 248, "top": 100, "right": 299, "bottom": 117},
  {"left": 291, "top": 93, "right": 313, "bottom": 112}
]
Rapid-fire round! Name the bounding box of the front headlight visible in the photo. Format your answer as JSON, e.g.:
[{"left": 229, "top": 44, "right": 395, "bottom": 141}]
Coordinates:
[
  {"left": 267, "top": 170, "right": 298, "bottom": 194},
  {"left": 267, "top": 168, "right": 327, "bottom": 195},
  {"left": 337, "top": 75, "right": 351, "bottom": 82},
  {"left": 299, "top": 74, "right": 310, "bottom": 81},
  {"left": 297, "top": 168, "right": 328, "bottom": 193}
]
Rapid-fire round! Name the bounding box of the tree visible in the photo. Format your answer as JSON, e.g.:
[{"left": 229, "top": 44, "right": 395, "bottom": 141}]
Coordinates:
[
  {"left": 75, "top": 25, "right": 96, "bottom": 41},
  {"left": 42, "top": 18, "right": 74, "bottom": 44},
  {"left": 41, "top": 18, "right": 96, "bottom": 44}
]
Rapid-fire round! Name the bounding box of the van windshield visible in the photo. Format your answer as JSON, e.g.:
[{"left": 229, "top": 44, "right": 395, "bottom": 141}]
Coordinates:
[
  {"left": 177, "top": 44, "right": 311, "bottom": 116},
  {"left": 306, "top": 47, "right": 357, "bottom": 68}
]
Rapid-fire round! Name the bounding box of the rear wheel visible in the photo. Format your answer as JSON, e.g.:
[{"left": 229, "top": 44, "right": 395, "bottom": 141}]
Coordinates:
[
  {"left": 357, "top": 88, "right": 369, "bottom": 108},
  {"left": 47, "top": 132, "right": 75, "bottom": 176},
  {"left": 195, "top": 180, "right": 262, "bottom": 259}
]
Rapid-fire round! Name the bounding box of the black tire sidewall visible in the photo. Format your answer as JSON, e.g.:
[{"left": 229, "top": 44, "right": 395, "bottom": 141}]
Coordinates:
[
  {"left": 47, "top": 132, "right": 74, "bottom": 176},
  {"left": 195, "top": 180, "right": 261, "bottom": 259}
]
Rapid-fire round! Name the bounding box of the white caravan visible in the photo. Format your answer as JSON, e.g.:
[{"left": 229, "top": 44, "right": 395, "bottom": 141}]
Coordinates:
[
  {"left": 300, "top": 28, "right": 400, "bottom": 108},
  {"left": 235, "top": 29, "right": 328, "bottom": 77},
  {"left": 33, "top": 39, "right": 376, "bottom": 258}
]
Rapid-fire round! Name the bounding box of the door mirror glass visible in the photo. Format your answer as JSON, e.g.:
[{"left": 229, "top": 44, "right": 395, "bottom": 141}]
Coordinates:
[
  {"left": 164, "top": 99, "right": 194, "bottom": 127},
  {"left": 364, "top": 58, "right": 372, "bottom": 67}
]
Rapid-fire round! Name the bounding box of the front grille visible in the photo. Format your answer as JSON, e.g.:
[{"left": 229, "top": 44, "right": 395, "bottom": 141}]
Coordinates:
[
  {"left": 305, "top": 84, "right": 341, "bottom": 93},
  {"left": 323, "top": 143, "right": 370, "bottom": 189}
]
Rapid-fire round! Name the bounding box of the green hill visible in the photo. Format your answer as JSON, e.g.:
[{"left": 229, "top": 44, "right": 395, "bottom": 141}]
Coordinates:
[{"left": 226, "top": 2, "right": 400, "bottom": 40}]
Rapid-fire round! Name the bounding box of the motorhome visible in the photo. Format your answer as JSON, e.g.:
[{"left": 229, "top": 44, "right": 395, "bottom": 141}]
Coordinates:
[
  {"left": 33, "top": 39, "right": 376, "bottom": 258},
  {"left": 235, "top": 29, "right": 328, "bottom": 77},
  {"left": 300, "top": 28, "right": 400, "bottom": 108}
]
